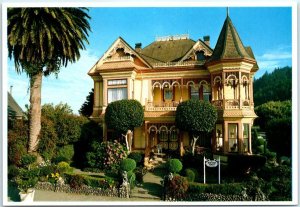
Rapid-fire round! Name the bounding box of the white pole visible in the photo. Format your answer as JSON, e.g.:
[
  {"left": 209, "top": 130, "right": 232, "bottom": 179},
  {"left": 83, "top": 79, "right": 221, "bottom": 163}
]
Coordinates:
[
  {"left": 203, "top": 156, "right": 206, "bottom": 184},
  {"left": 218, "top": 156, "right": 221, "bottom": 184}
]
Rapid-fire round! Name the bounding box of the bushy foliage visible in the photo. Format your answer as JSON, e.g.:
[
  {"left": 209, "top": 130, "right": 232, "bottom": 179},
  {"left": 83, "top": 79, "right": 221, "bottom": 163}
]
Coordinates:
[
  {"left": 254, "top": 66, "right": 291, "bottom": 106},
  {"left": 56, "top": 145, "right": 75, "bottom": 162},
  {"left": 41, "top": 103, "right": 89, "bottom": 146},
  {"left": 73, "top": 121, "right": 103, "bottom": 169},
  {"left": 165, "top": 175, "right": 189, "bottom": 200},
  {"left": 188, "top": 182, "right": 244, "bottom": 195},
  {"left": 68, "top": 174, "right": 85, "bottom": 189},
  {"left": 105, "top": 99, "right": 144, "bottom": 134},
  {"left": 255, "top": 100, "right": 291, "bottom": 130},
  {"left": 120, "top": 158, "right": 136, "bottom": 172},
  {"left": 20, "top": 154, "right": 37, "bottom": 168},
  {"left": 86, "top": 140, "right": 128, "bottom": 173},
  {"left": 8, "top": 120, "right": 28, "bottom": 166},
  {"left": 184, "top": 168, "right": 198, "bottom": 182},
  {"left": 255, "top": 100, "right": 291, "bottom": 157},
  {"left": 38, "top": 116, "right": 58, "bottom": 160},
  {"left": 167, "top": 159, "right": 183, "bottom": 174},
  {"left": 175, "top": 100, "right": 217, "bottom": 136},
  {"left": 57, "top": 161, "right": 73, "bottom": 174},
  {"left": 79, "top": 88, "right": 94, "bottom": 117}
]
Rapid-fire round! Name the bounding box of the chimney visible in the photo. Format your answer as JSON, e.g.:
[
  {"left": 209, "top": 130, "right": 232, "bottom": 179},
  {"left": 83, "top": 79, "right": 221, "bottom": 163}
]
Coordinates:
[
  {"left": 135, "top": 43, "right": 142, "bottom": 52},
  {"left": 10, "top": 85, "right": 13, "bottom": 95},
  {"left": 203, "top": 35, "right": 210, "bottom": 46}
]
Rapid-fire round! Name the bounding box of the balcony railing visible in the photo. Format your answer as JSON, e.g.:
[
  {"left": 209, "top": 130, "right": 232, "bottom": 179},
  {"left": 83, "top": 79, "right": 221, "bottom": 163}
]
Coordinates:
[
  {"left": 145, "top": 101, "right": 179, "bottom": 111},
  {"left": 153, "top": 61, "right": 204, "bottom": 68},
  {"left": 212, "top": 99, "right": 252, "bottom": 109}
]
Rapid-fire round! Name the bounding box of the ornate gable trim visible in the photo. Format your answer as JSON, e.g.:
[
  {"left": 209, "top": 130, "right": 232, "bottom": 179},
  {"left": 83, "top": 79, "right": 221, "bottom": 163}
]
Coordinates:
[
  {"left": 180, "top": 40, "right": 213, "bottom": 62},
  {"left": 88, "top": 37, "right": 152, "bottom": 75}
]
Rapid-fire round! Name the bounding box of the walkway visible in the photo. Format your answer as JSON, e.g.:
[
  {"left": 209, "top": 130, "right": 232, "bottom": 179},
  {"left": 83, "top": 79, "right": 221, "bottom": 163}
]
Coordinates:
[{"left": 8, "top": 167, "right": 167, "bottom": 203}]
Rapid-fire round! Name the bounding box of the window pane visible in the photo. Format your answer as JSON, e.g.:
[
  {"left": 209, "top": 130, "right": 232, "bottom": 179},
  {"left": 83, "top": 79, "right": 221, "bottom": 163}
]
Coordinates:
[
  {"left": 203, "top": 85, "right": 211, "bottom": 101},
  {"left": 108, "top": 87, "right": 128, "bottom": 103},
  {"left": 216, "top": 124, "right": 223, "bottom": 151},
  {"left": 190, "top": 87, "right": 199, "bottom": 100},
  {"left": 164, "top": 88, "right": 173, "bottom": 100},
  {"left": 243, "top": 124, "right": 250, "bottom": 152},
  {"left": 108, "top": 79, "right": 127, "bottom": 86},
  {"left": 228, "top": 124, "right": 238, "bottom": 152}
]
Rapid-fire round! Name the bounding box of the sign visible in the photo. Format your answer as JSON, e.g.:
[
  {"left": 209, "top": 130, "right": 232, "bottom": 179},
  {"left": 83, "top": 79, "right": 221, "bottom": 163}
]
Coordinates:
[
  {"left": 203, "top": 156, "right": 221, "bottom": 184},
  {"left": 205, "top": 159, "right": 218, "bottom": 167}
]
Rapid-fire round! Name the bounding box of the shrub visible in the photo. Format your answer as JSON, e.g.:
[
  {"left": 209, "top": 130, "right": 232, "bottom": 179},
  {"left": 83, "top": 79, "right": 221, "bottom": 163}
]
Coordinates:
[
  {"left": 227, "top": 154, "right": 266, "bottom": 175},
  {"left": 127, "top": 171, "right": 136, "bottom": 188},
  {"left": 20, "top": 154, "right": 37, "bottom": 168},
  {"left": 167, "top": 159, "right": 183, "bottom": 174},
  {"left": 56, "top": 145, "right": 75, "bottom": 162},
  {"left": 69, "top": 174, "right": 85, "bottom": 189},
  {"left": 120, "top": 158, "right": 136, "bottom": 172},
  {"left": 52, "top": 156, "right": 69, "bottom": 164},
  {"left": 39, "top": 165, "right": 56, "bottom": 177},
  {"left": 8, "top": 120, "right": 28, "bottom": 166},
  {"left": 86, "top": 140, "right": 128, "bottom": 173},
  {"left": 57, "top": 161, "right": 73, "bottom": 174},
  {"left": 8, "top": 165, "right": 19, "bottom": 180},
  {"left": 38, "top": 116, "right": 58, "bottom": 161},
  {"left": 188, "top": 182, "right": 244, "bottom": 195},
  {"left": 166, "top": 175, "right": 188, "bottom": 200},
  {"left": 128, "top": 152, "right": 143, "bottom": 165},
  {"left": 185, "top": 168, "right": 197, "bottom": 182}
]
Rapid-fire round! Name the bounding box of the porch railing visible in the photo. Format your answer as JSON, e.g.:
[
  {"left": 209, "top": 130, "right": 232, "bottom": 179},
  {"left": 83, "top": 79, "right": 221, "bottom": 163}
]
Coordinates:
[{"left": 145, "top": 101, "right": 178, "bottom": 111}]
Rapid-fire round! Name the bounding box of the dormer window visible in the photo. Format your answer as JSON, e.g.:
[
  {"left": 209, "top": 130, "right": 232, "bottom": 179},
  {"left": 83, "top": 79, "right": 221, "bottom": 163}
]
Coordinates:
[{"left": 196, "top": 51, "right": 205, "bottom": 61}]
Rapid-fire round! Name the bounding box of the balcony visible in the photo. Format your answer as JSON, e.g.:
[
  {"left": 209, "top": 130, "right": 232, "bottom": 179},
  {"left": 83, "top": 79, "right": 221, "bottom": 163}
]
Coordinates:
[{"left": 145, "top": 101, "right": 179, "bottom": 111}]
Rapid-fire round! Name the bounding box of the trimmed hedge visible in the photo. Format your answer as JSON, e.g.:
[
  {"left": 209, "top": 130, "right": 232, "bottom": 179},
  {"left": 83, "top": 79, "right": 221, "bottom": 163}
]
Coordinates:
[
  {"left": 188, "top": 182, "right": 244, "bottom": 195},
  {"left": 128, "top": 152, "right": 143, "bottom": 165}
]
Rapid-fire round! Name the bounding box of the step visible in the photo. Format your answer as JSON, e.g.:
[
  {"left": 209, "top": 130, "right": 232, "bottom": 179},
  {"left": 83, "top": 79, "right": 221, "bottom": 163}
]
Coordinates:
[{"left": 131, "top": 188, "right": 161, "bottom": 200}]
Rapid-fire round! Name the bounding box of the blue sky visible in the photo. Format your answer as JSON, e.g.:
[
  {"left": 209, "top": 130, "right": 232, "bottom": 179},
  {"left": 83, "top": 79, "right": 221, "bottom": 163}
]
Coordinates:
[{"left": 7, "top": 6, "right": 293, "bottom": 114}]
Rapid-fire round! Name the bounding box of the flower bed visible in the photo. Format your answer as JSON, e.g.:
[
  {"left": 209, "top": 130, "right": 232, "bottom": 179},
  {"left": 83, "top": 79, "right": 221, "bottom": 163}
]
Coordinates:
[{"left": 35, "top": 182, "right": 119, "bottom": 197}]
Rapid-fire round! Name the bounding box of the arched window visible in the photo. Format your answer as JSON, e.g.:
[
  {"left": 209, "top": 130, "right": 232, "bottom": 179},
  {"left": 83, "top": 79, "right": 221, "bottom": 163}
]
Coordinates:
[{"left": 203, "top": 85, "right": 211, "bottom": 101}]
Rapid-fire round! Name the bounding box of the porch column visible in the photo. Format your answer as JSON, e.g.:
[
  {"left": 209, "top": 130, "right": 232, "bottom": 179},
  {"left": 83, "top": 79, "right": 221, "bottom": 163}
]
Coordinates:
[
  {"left": 239, "top": 71, "right": 242, "bottom": 109},
  {"left": 249, "top": 123, "right": 253, "bottom": 154},
  {"left": 238, "top": 122, "right": 243, "bottom": 154},
  {"left": 92, "top": 76, "right": 102, "bottom": 117},
  {"left": 103, "top": 79, "right": 108, "bottom": 107},
  {"left": 223, "top": 121, "right": 229, "bottom": 153},
  {"left": 222, "top": 72, "right": 226, "bottom": 108}
]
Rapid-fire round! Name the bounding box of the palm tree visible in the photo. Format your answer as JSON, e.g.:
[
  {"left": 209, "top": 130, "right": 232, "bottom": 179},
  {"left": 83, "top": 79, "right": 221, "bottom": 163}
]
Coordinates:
[{"left": 8, "top": 8, "right": 90, "bottom": 153}]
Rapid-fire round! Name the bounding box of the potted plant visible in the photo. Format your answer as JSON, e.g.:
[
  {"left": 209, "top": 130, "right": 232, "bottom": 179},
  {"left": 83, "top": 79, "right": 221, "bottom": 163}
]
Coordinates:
[{"left": 16, "top": 177, "right": 38, "bottom": 202}]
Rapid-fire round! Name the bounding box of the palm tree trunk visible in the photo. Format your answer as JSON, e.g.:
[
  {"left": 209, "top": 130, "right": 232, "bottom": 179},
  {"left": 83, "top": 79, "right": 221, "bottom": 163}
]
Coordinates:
[{"left": 28, "top": 71, "right": 43, "bottom": 153}]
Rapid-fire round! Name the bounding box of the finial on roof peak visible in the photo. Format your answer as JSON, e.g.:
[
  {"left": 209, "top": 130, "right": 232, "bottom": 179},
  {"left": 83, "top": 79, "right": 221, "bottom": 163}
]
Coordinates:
[{"left": 227, "top": 7, "right": 229, "bottom": 17}]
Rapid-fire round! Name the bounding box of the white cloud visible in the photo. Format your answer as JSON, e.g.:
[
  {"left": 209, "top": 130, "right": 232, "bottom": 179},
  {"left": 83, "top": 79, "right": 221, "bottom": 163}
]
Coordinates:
[
  {"left": 255, "top": 45, "right": 292, "bottom": 78},
  {"left": 8, "top": 49, "right": 99, "bottom": 114}
]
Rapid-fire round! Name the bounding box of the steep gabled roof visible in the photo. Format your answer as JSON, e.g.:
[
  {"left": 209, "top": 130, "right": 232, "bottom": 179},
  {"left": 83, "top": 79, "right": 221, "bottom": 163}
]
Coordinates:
[
  {"left": 209, "top": 16, "right": 254, "bottom": 62},
  {"left": 139, "top": 38, "right": 196, "bottom": 64},
  {"left": 8, "top": 92, "right": 24, "bottom": 118},
  {"left": 245, "top": 46, "right": 259, "bottom": 72}
]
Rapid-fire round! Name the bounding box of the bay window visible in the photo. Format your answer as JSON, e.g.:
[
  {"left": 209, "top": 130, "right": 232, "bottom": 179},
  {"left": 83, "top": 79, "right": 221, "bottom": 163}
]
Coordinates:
[
  {"left": 243, "top": 123, "right": 250, "bottom": 152},
  {"left": 228, "top": 124, "right": 238, "bottom": 152}
]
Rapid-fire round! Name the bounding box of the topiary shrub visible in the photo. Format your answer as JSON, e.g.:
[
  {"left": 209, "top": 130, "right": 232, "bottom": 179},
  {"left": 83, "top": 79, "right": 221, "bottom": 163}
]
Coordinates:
[
  {"left": 8, "top": 165, "right": 20, "bottom": 180},
  {"left": 127, "top": 171, "right": 136, "bottom": 188},
  {"left": 184, "top": 168, "right": 197, "bottom": 182},
  {"left": 57, "top": 161, "right": 73, "bottom": 174},
  {"left": 167, "top": 159, "right": 183, "bottom": 174},
  {"left": 128, "top": 152, "right": 143, "bottom": 166},
  {"left": 120, "top": 158, "right": 136, "bottom": 172},
  {"left": 52, "top": 156, "right": 69, "bottom": 164}
]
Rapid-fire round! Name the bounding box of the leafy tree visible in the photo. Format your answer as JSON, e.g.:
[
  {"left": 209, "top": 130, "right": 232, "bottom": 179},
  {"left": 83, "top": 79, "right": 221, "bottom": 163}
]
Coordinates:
[
  {"left": 105, "top": 99, "right": 144, "bottom": 152},
  {"left": 8, "top": 8, "right": 90, "bottom": 153},
  {"left": 254, "top": 100, "right": 292, "bottom": 157},
  {"left": 254, "top": 67, "right": 291, "bottom": 106},
  {"left": 41, "top": 103, "right": 88, "bottom": 145},
  {"left": 79, "top": 88, "right": 94, "bottom": 117},
  {"left": 175, "top": 100, "right": 217, "bottom": 155},
  {"left": 255, "top": 100, "right": 291, "bottom": 130}
]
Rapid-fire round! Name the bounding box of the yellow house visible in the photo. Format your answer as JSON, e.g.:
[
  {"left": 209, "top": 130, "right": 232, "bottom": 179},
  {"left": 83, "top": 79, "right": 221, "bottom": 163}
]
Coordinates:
[{"left": 88, "top": 14, "right": 258, "bottom": 157}]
